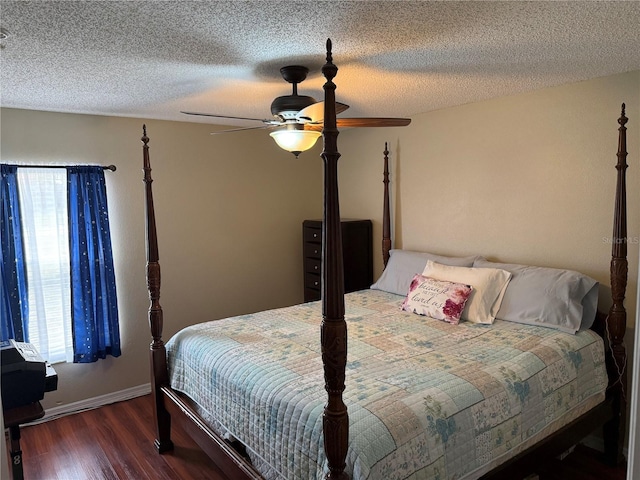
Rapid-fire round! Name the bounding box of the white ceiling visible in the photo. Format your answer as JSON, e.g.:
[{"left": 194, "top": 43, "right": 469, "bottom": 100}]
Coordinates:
[{"left": 1, "top": 1, "right": 639, "bottom": 128}]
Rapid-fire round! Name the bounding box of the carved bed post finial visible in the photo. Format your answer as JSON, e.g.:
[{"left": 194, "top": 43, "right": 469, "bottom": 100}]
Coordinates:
[
  {"left": 142, "top": 125, "right": 174, "bottom": 454},
  {"left": 320, "top": 38, "right": 349, "bottom": 480},
  {"left": 382, "top": 143, "right": 391, "bottom": 267},
  {"left": 603, "top": 103, "right": 628, "bottom": 465},
  {"left": 326, "top": 38, "right": 333, "bottom": 65}
]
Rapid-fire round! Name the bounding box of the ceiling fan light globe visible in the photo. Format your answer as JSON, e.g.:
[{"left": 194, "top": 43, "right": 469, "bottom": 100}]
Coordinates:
[{"left": 270, "top": 130, "right": 321, "bottom": 157}]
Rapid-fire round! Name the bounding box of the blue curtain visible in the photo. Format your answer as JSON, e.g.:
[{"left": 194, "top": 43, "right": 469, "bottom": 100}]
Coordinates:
[
  {"left": 67, "top": 167, "right": 120, "bottom": 362},
  {"left": 0, "top": 165, "right": 29, "bottom": 342}
]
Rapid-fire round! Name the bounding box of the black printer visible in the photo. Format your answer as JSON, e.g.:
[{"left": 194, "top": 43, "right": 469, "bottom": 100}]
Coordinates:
[{"left": 1, "top": 339, "right": 58, "bottom": 410}]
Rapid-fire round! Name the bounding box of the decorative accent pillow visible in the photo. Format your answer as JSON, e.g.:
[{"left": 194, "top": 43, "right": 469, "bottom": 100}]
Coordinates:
[
  {"left": 401, "top": 274, "right": 473, "bottom": 325},
  {"left": 422, "top": 260, "right": 512, "bottom": 324},
  {"left": 371, "top": 249, "right": 479, "bottom": 296},
  {"left": 473, "top": 258, "right": 599, "bottom": 333}
]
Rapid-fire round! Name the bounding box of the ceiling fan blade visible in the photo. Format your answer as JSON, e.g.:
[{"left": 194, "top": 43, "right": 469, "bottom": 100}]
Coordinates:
[
  {"left": 210, "top": 125, "right": 275, "bottom": 135},
  {"left": 296, "top": 101, "right": 350, "bottom": 122},
  {"left": 181, "top": 111, "right": 278, "bottom": 124},
  {"left": 304, "top": 117, "right": 411, "bottom": 132},
  {"left": 336, "top": 118, "right": 411, "bottom": 128}
]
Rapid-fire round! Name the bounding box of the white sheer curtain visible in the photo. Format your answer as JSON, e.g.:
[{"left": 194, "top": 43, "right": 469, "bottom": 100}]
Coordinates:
[{"left": 17, "top": 168, "right": 73, "bottom": 363}]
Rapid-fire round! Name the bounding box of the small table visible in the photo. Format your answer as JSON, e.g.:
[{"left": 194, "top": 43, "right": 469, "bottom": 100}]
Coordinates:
[{"left": 3, "top": 401, "right": 44, "bottom": 480}]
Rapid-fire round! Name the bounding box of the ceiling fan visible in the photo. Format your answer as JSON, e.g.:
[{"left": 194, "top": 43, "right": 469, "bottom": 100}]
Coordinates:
[{"left": 181, "top": 65, "right": 411, "bottom": 157}]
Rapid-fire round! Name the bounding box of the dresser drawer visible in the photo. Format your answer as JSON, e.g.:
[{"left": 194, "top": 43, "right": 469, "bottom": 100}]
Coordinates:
[
  {"left": 304, "top": 287, "right": 321, "bottom": 302},
  {"left": 304, "top": 273, "right": 321, "bottom": 291},
  {"left": 303, "top": 241, "right": 322, "bottom": 259},
  {"left": 305, "top": 257, "right": 321, "bottom": 274},
  {"left": 303, "top": 226, "right": 322, "bottom": 244}
]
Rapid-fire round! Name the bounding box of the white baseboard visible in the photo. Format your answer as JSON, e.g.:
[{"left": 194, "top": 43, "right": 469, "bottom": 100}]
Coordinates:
[{"left": 34, "top": 383, "right": 151, "bottom": 424}]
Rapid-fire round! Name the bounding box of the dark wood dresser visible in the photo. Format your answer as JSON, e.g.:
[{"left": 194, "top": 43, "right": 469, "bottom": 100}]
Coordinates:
[{"left": 302, "top": 219, "right": 373, "bottom": 302}]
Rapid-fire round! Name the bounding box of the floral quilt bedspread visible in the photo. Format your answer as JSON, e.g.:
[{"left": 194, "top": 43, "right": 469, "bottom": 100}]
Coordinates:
[{"left": 166, "top": 289, "right": 607, "bottom": 480}]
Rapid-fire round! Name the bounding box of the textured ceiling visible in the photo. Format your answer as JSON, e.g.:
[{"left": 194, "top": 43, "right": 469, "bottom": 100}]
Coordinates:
[{"left": 1, "top": 1, "right": 639, "bottom": 128}]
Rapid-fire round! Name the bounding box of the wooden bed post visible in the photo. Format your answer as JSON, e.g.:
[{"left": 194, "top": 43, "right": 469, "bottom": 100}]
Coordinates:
[
  {"left": 382, "top": 142, "right": 391, "bottom": 268},
  {"left": 142, "top": 125, "right": 174, "bottom": 454},
  {"left": 604, "top": 104, "right": 628, "bottom": 465},
  {"left": 320, "top": 39, "right": 349, "bottom": 480}
]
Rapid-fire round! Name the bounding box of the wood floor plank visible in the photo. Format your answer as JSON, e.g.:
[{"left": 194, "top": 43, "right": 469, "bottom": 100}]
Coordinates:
[
  {"left": 94, "top": 406, "right": 150, "bottom": 479},
  {"left": 55, "top": 411, "right": 120, "bottom": 480},
  {"left": 10, "top": 394, "right": 626, "bottom": 480},
  {"left": 16, "top": 395, "right": 228, "bottom": 480}
]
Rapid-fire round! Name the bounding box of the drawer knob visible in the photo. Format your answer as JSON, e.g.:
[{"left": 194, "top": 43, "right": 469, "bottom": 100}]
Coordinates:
[
  {"left": 313, "top": 233, "right": 318, "bottom": 238},
  {"left": 314, "top": 265, "right": 318, "bottom": 270},
  {"left": 314, "top": 281, "right": 319, "bottom": 286}
]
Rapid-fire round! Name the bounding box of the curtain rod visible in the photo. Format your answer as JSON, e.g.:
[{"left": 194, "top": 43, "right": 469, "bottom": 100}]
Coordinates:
[{"left": 7, "top": 164, "right": 116, "bottom": 171}]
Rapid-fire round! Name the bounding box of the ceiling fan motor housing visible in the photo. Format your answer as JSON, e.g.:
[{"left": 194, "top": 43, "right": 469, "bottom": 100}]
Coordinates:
[
  {"left": 270, "top": 94, "right": 317, "bottom": 120},
  {"left": 270, "top": 65, "right": 317, "bottom": 120}
]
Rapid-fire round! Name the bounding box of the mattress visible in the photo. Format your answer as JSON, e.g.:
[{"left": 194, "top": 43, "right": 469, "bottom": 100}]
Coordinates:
[{"left": 166, "top": 289, "right": 607, "bottom": 480}]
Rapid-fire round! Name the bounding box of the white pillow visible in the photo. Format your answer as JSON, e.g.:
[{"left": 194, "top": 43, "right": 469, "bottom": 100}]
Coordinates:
[{"left": 422, "top": 260, "right": 512, "bottom": 324}]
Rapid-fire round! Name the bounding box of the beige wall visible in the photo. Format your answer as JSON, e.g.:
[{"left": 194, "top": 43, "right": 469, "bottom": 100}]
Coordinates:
[
  {"left": 339, "top": 71, "right": 639, "bottom": 328},
  {"left": 1, "top": 70, "right": 638, "bottom": 418},
  {"left": 0, "top": 108, "right": 323, "bottom": 409}
]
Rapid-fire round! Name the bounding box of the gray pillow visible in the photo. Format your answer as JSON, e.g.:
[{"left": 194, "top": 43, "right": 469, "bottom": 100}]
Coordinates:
[
  {"left": 371, "top": 249, "right": 478, "bottom": 296},
  {"left": 473, "top": 258, "right": 598, "bottom": 334}
]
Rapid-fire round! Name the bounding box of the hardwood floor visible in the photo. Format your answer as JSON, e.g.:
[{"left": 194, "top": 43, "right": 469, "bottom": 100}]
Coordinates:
[
  {"left": 16, "top": 395, "right": 226, "bottom": 480},
  {"left": 10, "top": 394, "right": 627, "bottom": 480}
]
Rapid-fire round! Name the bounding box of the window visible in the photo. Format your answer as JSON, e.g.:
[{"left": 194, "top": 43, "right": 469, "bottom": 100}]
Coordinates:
[
  {"left": 1, "top": 165, "right": 120, "bottom": 364},
  {"left": 18, "top": 168, "right": 73, "bottom": 363}
]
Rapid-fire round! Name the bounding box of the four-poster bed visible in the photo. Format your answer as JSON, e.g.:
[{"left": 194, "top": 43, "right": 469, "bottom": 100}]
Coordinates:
[{"left": 142, "top": 40, "right": 628, "bottom": 479}]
